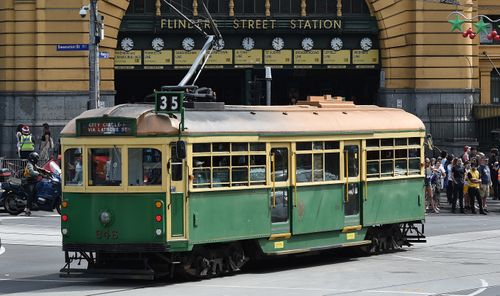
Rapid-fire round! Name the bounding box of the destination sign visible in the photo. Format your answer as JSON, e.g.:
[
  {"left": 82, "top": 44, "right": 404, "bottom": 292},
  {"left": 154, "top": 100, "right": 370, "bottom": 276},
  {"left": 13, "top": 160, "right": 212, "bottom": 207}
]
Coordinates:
[
  {"left": 77, "top": 118, "right": 136, "bottom": 136},
  {"left": 144, "top": 50, "right": 172, "bottom": 65},
  {"left": 264, "top": 50, "right": 292, "bottom": 64},
  {"left": 323, "top": 50, "right": 351, "bottom": 64},
  {"left": 235, "top": 49, "right": 262, "bottom": 64},
  {"left": 352, "top": 49, "right": 379, "bottom": 64},
  {"left": 115, "top": 50, "right": 142, "bottom": 65},
  {"left": 174, "top": 50, "right": 199, "bottom": 65},
  {"left": 207, "top": 50, "right": 233, "bottom": 64},
  {"left": 294, "top": 50, "right": 321, "bottom": 64}
]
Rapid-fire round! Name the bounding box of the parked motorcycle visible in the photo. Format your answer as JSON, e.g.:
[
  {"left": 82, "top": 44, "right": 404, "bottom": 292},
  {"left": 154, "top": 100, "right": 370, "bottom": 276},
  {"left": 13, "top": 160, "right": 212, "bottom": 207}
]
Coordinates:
[{"left": 1, "top": 160, "right": 62, "bottom": 215}]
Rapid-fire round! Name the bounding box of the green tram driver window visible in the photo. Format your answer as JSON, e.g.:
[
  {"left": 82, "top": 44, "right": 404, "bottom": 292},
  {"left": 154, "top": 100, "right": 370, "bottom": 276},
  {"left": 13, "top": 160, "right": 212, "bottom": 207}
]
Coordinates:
[
  {"left": 128, "top": 148, "right": 162, "bottom": 186},
  {"left": 89, "top": 148, "right": 122, "bottom": 186},
  {"left": 64, "top": 148, "right": 83, "bottom": 186}
]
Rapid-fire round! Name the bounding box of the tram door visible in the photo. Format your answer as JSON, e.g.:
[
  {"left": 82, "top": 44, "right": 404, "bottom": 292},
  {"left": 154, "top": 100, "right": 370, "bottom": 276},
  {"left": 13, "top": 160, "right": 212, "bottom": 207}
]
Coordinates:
[
  {"left": 168, "top": 144, "right": 186, "bottom": 239},
  {"left": 269, "top": 144, "right": 291, "bottom": 236},
  {"left": 343, "top": 141, "right": 362, "bottom": 227}
]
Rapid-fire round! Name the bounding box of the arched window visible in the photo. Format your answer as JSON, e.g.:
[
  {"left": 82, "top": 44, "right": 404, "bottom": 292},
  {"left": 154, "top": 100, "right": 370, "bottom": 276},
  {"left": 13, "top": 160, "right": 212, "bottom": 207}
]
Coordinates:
[
  {"left": 234, "top": 0, "right": 266, "bottom": 14},
  {"left": 341, "top": 0, "right": 370, "bottom": 15},
  {"left": 492, "top": 70, "right": 500, "bottom": 104}
]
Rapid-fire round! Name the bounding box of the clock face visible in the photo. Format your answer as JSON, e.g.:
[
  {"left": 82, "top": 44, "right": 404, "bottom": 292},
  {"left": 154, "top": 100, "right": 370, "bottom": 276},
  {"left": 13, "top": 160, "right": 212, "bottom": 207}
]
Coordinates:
[
  {"left": 301, "top": 37, "right": 314, "bottom": 51},
  {"left": 214, "top": 39, "right": 225, "bottom": 51},
  {"left": 272, "top": 37, "right": 284, "bottom": 51},
  {"left": 330, "top": 37, "right": 343, "bottom": 51},
  {"left": 242, "top": 37, "right": 255, "bottom": 51},
  {"left": 182, "top": 37, "right": 195, "bottom": 51},
  {"left": 151, "top": 37, "right": 164, "bottom": 51},
  {"left": 120, "top": 37, "right": 134, "bottom": 51},
  {"left": 360, "top": 37, "right": 373, "bottom": 51}
]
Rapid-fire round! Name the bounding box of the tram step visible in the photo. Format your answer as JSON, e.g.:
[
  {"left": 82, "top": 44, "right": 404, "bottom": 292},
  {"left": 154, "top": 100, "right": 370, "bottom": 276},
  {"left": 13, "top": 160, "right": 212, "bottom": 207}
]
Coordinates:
[{"left": 59, "top": 267, "right": 163, "bottom": 280}]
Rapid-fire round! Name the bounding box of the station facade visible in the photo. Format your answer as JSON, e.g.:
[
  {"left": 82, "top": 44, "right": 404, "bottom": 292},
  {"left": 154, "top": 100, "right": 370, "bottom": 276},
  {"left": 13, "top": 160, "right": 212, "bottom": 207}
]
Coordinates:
[{"left": 1, "top": 0, "right": 500, "bottom": 157}]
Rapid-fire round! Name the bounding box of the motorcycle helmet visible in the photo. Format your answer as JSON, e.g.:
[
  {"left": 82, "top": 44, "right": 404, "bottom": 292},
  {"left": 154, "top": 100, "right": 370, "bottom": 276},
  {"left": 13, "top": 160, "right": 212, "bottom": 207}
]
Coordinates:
[
  {"left": 28, "top": 152, "right": 40, "bottom": 164},
  {"left": 21, "top": 125, "right": 30, "bottom": 135}
]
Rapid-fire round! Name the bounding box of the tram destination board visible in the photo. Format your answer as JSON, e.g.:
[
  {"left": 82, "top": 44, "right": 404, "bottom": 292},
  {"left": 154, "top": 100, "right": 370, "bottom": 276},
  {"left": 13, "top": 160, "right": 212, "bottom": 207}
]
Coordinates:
[
  {"left": 155, "top": 91, "right": 184, "bottom": 114},
  {"left": 77, "top": 118, "right": 136, "bottom": 136}
]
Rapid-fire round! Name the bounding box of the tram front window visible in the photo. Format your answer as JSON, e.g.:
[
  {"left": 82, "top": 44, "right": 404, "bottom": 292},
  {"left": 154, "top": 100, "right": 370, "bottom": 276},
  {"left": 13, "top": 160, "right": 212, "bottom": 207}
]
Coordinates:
[
  {"left": 89, "top": 148, "right": 122, "bottom": 186},
  {"left": 64, "top": 148, "right": 83, "bottom": 186},
  {"left": 128, "top": 148, "right": 162, "bottom": 186}
]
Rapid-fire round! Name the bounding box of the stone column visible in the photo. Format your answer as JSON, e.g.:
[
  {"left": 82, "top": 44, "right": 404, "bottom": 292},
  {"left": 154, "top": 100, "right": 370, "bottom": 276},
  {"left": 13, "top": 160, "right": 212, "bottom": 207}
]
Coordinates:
[
  {"left": 301, "top": 0, "right": 306, "bottom": 16},
  {"left": 337, "top": 0, "right": 342, "bottom": 16},
  {"left": 265, "top": 0, "right": 270, "bottom": 16},
  {"left": 229, "top": 0, "right": 234, "bottom": 16},
  {"left": 193, "top": 0, "right": 198, "bottom": 17},
  {"left": 156, "top": 0, "right": 161, "bottom": 16}
]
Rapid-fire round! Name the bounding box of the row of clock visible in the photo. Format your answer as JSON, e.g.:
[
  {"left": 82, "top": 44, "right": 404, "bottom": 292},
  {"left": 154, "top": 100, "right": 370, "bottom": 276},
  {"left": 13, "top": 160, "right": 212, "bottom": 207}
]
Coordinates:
[{"left": 120, "top": 36, "right": 374, "bottom": 52}]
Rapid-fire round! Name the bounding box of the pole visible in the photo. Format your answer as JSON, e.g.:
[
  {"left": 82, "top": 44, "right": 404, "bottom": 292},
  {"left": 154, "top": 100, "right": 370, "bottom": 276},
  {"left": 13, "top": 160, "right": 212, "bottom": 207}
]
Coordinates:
[
  {"left": 265, "top": 66, "right": 272, "bottom": 106},
  {"left": 89, "top": 0, "right": 100, "bottom": 109}
]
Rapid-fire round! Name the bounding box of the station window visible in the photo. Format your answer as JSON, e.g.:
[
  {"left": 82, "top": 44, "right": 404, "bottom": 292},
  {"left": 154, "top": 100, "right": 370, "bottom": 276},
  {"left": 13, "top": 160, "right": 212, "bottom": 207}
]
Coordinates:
[
  {"left": 235, "top": 0, "right": 266, "bottom": 14},
  {"left": 192, "top": 142, "right": 266, "bottom": 189},
  {"left": 128, "top": 148, "right": 162, "bottom": 186},
  {"left": 492, "top": 70, "right": 500, "bottom": 104},
  {"left": 64, "top": 148, "right": 83, "bottom": 186},
  {"left": 366, "top": 138, "right": 421, "bottom": 179},
  {"left": 89, "top": 148, "right": 122, "bottom": 186},
  {"left": 296, "top": 141, "right": 340, "bottom": 183},
  {"left": 341, "top": 0, "right": 370, "bottom": 14}
]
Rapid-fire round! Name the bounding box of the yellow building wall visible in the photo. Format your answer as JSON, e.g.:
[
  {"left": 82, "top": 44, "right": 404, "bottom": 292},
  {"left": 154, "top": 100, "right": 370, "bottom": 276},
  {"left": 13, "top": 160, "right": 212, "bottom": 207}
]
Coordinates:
[{"left": 0, "top": 0, "right": 128, "bottom": 93}]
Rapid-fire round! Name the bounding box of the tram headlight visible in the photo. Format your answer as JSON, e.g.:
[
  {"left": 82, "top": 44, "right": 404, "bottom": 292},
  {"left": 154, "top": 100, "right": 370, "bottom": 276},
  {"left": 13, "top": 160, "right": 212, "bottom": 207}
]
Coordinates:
[
  {"left": 155, "top": 229, "right": 162, "bottom": 236},
  {"left": 62, "top": 228, "right": 68, "bottom": 235}
]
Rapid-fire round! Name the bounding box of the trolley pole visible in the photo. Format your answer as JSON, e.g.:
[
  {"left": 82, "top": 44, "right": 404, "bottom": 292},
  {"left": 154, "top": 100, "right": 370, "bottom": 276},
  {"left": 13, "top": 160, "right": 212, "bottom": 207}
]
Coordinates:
[
  {"left": 88, "top": 0, "right": 101, "bottom": 109},
  {"left": 265, "top": 66, "right": 272, "bottom": 106}
]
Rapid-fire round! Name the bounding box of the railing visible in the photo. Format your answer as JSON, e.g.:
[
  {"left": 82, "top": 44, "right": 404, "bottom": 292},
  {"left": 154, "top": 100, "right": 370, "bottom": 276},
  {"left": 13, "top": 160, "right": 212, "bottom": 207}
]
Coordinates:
[
  {"left": 0, "top": 158, "right": 28, "bottom": 181},
  {"left": 427, "top": 103, "right": 476, "bottom": 144}
]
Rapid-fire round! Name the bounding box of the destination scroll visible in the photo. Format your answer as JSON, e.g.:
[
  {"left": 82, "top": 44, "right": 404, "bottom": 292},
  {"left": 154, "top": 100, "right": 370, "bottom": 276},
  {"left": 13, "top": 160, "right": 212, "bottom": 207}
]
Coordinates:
[
  {"left": 144, "top": 50, "right": 172, "bottom": 65},
  {"left": 294, "top": 50, "right": 321, "bottom": 65},
  {"left": 352, "top": 49, "right": 379, "bottom": 64},
  {"left": 235, "top": 49, "right": 262, "bottom": 64},
  {"left": 115, "top": 50, "right": 142, "bottom": 65},
  {"left": 323, "top": 50, "right": 350, "bottom": 65},
  {"left": 264, "top": 50, "right": 292, "bottom": 65}
]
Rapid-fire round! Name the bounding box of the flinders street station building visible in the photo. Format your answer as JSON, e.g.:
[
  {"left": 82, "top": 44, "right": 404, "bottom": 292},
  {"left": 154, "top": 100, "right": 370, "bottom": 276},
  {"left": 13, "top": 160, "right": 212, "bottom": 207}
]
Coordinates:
[{"left": 1, "top": 0, "right": 500, "bottom": 156}]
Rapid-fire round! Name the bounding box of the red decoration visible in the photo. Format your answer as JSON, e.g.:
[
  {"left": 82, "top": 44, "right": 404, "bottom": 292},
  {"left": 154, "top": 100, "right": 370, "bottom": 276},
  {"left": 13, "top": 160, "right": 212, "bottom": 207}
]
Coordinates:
[
  {"left": 487, "top": 33, "right": 493, "bottom": 40},
  {"left": 466, "top": 27, "right": 473, "bottom": 34},
  {"left": 495, "top": 35, "right": 500, "bottom": 41},
  {"left": 469, "top": 33, "right": 477, "bottom": 39},
  {"left": 463, "top": 31, "right": 469, "bottom": 37},
  {"left": 492, "top": 30, "right": 498, "bottom": 37}
]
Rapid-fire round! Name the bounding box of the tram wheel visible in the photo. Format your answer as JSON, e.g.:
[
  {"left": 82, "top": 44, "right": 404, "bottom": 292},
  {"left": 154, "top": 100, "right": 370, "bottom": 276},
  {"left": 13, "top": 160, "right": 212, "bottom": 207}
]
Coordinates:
[{"left": 226, "top": 243, "right": 247, "bottom": 272}]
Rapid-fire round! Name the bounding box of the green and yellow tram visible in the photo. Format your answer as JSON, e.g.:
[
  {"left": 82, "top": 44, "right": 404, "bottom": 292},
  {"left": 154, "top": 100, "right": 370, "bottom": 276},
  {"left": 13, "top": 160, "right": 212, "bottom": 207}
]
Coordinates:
[{"left": 60, "top": 95, "right": 426, "bottom": 279}]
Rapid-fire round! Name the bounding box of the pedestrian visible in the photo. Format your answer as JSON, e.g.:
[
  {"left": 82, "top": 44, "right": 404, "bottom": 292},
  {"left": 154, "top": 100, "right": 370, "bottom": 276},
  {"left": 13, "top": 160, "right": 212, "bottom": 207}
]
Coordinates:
[
  {"left": 451, "top": 158, "right": 465, "bottom": 213},
  {"left": 467, "top": 160, "right": 486, "bottom": 215},
  {"left": 489, "top": 148, "right": 499, "bottom": 200},
  {"left": 462, "top": 146, "right": 470, "bottom": 163},
  {"left": 478, "top": 156, "right": 491, "bottom": 213},
  {"left": 38, "top": 123, "right": 54, "bottom": 164},
  {"left": 424, "top": 158, "right": 439, "bottom": 213},
  {"left": 463, "top": 160, "right": 471, "bottom": 210},
  {"left": 15, "top": 124, "right": 23, "bottom": 157},
  {"left": 445, "top": 155, "right": 454, "bottom": 205},
  {"left": 18, "top": 125, "right": 35, "bottom": 159}
]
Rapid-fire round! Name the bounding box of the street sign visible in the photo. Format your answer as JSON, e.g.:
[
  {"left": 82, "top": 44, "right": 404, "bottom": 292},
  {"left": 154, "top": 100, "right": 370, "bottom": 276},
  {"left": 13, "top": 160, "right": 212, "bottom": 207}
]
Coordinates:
[
  {"left": 155, "top": 91, "right": 184, "bottom": 113},
  {"left": 99, "top": 52, "right": 110, "bottom": 59},
  {"left": 56, "top": 44, "right": 89, "bottom": 51}
]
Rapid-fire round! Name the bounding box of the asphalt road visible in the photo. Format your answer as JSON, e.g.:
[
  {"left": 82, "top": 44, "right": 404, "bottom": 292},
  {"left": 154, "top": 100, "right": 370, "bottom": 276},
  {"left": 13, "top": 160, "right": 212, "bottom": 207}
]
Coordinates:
[{"left": 0, "top": 199, "right": 500, "bottom": 296}]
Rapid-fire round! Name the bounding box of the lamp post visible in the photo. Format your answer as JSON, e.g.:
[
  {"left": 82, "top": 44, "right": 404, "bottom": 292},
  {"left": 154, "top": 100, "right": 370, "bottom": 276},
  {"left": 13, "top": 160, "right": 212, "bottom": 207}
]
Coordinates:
[{"left": 81, "top": 0, "right": 104, "bottom": 109}]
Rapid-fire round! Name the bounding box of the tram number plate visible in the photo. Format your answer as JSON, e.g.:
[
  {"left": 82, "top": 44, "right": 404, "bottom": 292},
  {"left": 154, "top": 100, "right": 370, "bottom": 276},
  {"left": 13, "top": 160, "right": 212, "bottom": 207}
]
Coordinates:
[
  {"left": 96, "top": 230, "right": 119, "bottom": 240},
  {"left": 155, "top": 91, "right": 184, "bottom": 113}
]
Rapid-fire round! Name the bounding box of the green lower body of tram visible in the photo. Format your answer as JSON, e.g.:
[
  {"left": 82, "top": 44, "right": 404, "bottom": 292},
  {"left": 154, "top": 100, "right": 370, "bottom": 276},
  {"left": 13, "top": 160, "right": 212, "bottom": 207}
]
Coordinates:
[{"left": 60, "top": 178, "right": 425, "bottom": 280}]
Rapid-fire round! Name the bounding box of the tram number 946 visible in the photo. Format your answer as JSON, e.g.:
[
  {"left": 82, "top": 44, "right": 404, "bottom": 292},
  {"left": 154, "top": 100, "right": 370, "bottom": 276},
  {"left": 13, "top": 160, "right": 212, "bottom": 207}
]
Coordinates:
[
  {"left": 96, "top": 230, "right": 119, "bottom": 240},
  {"left": 156, "top": 94, "right": 182, "bottom": 112}
]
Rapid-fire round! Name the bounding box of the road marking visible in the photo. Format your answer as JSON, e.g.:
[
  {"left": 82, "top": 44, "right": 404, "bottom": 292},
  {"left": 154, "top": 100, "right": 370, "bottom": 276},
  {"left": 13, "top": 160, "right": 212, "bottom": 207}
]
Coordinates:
[
  {"left": 0, "top": 246, "right": 5, "bottom": 256},
  {"left": 392, "top": 255, "right": 427, "bottom": 261},
  {"left": 363, "top": 290, "right": 431, "bottom": 295},
  {"left": 442, "top": 279, "right": 488, "bottom": 296}
]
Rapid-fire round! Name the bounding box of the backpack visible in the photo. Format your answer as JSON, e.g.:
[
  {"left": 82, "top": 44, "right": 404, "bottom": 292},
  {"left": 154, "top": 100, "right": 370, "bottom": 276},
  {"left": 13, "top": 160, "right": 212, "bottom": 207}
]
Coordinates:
[{"left": 23, "top": 165, "right": 30, "bottom": 178}]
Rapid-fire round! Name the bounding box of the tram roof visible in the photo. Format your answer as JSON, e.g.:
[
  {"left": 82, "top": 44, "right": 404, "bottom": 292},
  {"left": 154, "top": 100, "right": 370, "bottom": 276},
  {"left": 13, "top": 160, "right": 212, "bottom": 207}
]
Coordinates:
[{"left": 60, "top": 103, "right": 425, "bottom": 137}]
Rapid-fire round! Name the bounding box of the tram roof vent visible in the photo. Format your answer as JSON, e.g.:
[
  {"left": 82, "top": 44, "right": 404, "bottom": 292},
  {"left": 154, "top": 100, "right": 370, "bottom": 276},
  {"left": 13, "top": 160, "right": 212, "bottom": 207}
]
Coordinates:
[{"left": 297, "top": 95, "right": 355, "bottom": 108}]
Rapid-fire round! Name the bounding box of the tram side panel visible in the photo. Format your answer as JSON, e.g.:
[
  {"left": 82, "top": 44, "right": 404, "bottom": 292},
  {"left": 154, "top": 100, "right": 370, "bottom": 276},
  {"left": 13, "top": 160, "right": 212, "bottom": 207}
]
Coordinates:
[{"left": 362, "top": 178, "right": 425, "bottom": 226}]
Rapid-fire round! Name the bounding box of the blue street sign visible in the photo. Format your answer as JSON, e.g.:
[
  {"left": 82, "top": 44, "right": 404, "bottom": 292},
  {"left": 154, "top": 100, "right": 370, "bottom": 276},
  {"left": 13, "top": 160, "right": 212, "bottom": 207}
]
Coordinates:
[
  {"left": 56, "top": 44, "right": 89, "bottom": 51},
  {"left": 99, "top": 52, "right": 110, "bottom": 59}
]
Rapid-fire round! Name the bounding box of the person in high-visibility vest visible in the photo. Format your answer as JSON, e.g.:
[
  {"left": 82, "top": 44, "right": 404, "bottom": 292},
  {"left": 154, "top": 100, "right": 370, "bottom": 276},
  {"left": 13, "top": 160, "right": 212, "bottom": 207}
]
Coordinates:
[{"left": 18, "top": 125, "right": 35, "bottom": 159}]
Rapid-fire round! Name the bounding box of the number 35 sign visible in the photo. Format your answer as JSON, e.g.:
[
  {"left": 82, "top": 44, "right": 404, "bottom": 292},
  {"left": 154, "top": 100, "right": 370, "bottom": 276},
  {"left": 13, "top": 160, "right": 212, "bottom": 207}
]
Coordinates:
[{"left": 154, "top": 91, "right": 184, "bottom": 113}]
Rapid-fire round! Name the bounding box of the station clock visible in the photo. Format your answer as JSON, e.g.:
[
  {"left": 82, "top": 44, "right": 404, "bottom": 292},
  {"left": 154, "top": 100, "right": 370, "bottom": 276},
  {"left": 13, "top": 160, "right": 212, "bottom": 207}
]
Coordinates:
[
  {"left": 330, "top": 37, "right": 343, "bottom": 51},
  {"left": 120, "top": 37, "right": 134, "bottom": 51},
  {"left": 242, "top": 37, "right": 255, "bottom": 51},
  {"left": 301, "top": 37, "right": 314, "bottom": 51},
  {"left": 151, "top": 37, "right": 164, "bottom": 51},
  {"left": 214, "top": 39, "right": 225, "bottom": 51},
  {"left": 360, "top": 37, "right": 373, "bottom": 51},
  {"left": 182, "top": 37, "right": 195, "bottom": 51},
  {"left": 271, "top": 37, "right": 284, "bottom": 51}
]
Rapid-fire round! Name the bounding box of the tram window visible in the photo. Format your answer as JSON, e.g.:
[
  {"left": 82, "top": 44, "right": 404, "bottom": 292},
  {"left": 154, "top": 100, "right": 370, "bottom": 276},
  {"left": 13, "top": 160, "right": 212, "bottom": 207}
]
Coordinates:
[
  {"left": 271, "top": 189, "right": 288, "bottom": 223},
  {"left": 271, "top": 148, "right": 288, "bottom": 182},
  {"left": 232, "top": 143, "right": 248, "bottom": 151},
  {"left": 64, "top": 148, "right": 83, "bottom": 186},
  {"left": 193, "top": 156, "right": 211, "bottom": 188},
  {"left": 325, "top": 153, "right": 340, "bottom": 180},
  {"left": 170, "top": 146, "right": 182, "bottom": 182},
  {"left": 314, "top": 154, "right": 324, "bottom": 181},
  {"left": 214, "top": 156, "right": 230, "bottom": 167},
  {"left": 367, "top": 150, "right": 379, "bottom": 160},
  {"left": 367, "top": 161, "right": 379, "bottom": 176},
  {"left": 213, "top": 168, "right": 230, "bottom": 187},
  {"left": 409, "top": 137, "right": 420, "bottom": 146},
  {"left": 250, "top": 155, "right": 266, "bottom": 184},
  {"left": 232, "top": 168, "right": 248, "bottom": 186},
  {"left": 395, "top": 160, "right": 408, "bottom": 176},
  {"left": 89, "top": 148, "right": 122, "bottom": 186},
  {"left": 366, "top": 139, "right": 379, "bottom": 147},
  {"left": 325, "top": 141, "right": 339, "bottom": 150},
  {"left": 296, "top": 142, "right": 312, "bottom": 150},
  {"left": 345, "top": 145, "right": 359, "bottom": 178},
  {"left": 409, "top": 148, "right": 420, "bottom": 158},
  {"left": 193, "top": 143, "right": 210, "bottom": 153},
  {"left": 128, "top": 148, "right": 162, "bottom": 186},
  {"left": 313, "top": 142, "right": 323, "bottom": 150},
  {"left": 232, "top": 155, "right": 248, "bottom": 166},
  {"left": 395, "top": 149, "right": 408, "bottom": 158},
  {"left": 250, "top": 142, "right": 265, "bottom": 151},
  {"left": 395, "top": 138, "right": 408, "bottom": 146},
  {"left": 296, "top": 154, "right": 312, "bottom": 182},
  {"left": 213, "top": 143, "right": 230, "bottom": 153},
  {"left": 408, "top": 159, "right": 421, "bottom": 175},
  {"left": 381, "top": 139, "right": 394, "bottom": 146},
  {"left": 381, "top": 150, "right": 393, "bottom": 159},
  {"left": 381, "top": 160, "right": 393, "bottom": 176}
]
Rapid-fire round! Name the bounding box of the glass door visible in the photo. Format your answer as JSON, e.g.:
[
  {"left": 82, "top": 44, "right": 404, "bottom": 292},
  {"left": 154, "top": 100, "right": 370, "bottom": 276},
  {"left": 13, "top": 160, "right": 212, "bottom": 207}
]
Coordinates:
[
  {"left": 270, "top": 144, "right": 291, "bottom": 236},
  {"left": 344, "top": 141, "right": 361, "bottom": 226}
]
